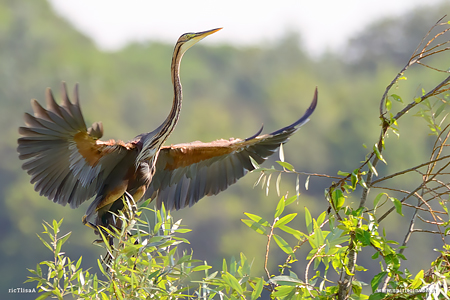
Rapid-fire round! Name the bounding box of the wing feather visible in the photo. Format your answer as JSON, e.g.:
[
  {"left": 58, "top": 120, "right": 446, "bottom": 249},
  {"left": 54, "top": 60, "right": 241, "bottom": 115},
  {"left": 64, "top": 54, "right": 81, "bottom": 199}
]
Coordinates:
[
  {"left": 18, "top": 83, "right": 132, "bottom": 208},
  {"left": 146, "top": 88, "right": 318, "bottom": 210}
]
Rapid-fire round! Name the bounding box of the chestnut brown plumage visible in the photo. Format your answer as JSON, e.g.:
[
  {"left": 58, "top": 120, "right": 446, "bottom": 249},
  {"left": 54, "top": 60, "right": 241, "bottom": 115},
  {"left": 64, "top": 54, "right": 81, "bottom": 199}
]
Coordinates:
[{"left": 17, "top": 28, "right": 318, "bottom": 242}]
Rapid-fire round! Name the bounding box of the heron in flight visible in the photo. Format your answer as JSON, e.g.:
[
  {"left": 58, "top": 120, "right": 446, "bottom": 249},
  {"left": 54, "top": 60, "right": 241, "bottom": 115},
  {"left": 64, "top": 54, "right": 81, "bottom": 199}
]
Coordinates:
[{"left": 18, "top": 28, "right": 317, "bottom": 240}]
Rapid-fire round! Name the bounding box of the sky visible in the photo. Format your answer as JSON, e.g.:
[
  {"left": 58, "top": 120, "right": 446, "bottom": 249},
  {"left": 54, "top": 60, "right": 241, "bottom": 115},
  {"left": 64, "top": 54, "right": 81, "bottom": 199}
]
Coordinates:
[{"left": 48, "top": 0, "right": 444, "bottom": 56}]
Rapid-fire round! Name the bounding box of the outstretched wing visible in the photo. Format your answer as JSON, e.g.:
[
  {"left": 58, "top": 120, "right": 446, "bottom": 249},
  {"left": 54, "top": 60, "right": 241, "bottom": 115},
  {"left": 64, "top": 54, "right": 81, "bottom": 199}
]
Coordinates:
[
  {"left": 18, "top": 83, "right": 133, "bottom": 209},
  {"left": 146, "top": 88, "right": 318, "bottom": 210}
]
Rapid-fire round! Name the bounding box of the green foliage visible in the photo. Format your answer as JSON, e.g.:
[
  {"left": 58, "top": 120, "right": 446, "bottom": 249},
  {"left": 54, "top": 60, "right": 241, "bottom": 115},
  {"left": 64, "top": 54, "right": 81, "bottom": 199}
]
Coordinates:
[
  {"left": 27, "top": 203, "right": 270, "bottom": 300},
  {"left": 4, "top": 1, "right": 450, "bottom": 299}
]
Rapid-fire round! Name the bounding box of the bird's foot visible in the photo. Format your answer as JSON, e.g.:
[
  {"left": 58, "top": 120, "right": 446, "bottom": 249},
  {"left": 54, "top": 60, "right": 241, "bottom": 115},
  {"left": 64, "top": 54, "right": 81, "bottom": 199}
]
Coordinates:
[{"left": 82, "top": 215, "right": 98, "bottom": 231}]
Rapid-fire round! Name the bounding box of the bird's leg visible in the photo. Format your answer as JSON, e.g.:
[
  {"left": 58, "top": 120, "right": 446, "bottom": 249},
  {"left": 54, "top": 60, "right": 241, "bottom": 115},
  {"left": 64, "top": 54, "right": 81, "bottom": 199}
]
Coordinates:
[{"left": 82, "top": 214, "right": 98, "bottom": 230}]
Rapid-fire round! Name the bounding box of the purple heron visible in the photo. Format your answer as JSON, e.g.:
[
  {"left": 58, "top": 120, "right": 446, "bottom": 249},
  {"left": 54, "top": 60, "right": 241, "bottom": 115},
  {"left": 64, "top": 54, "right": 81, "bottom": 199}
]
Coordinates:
[{"left": 18, "top": 28, "right": 317, "bottom": 240}]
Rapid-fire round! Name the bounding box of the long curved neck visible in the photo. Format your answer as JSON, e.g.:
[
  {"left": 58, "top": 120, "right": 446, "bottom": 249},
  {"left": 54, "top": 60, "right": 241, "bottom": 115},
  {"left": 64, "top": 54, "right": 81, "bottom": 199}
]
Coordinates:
[
  {"left": 136, "top": 42, "right": 186, "bottom": 163},
  {"left": 160, "top": 42, "right": 185, "bottom": 142}
]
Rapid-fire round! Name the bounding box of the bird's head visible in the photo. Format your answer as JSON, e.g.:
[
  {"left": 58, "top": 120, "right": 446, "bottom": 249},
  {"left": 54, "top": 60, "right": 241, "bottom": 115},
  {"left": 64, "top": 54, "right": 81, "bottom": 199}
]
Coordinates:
[{"left": 177, "top": 28, "right": 222, "bottom": 53}]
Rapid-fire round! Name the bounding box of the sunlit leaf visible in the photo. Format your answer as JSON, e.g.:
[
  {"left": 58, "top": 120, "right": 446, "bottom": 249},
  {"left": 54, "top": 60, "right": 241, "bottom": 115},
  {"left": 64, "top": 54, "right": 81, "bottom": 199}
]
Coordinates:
[
  {"left": 285, "top": 195, "right": 297, "bottom": 206},
  {"left": 241, "top": 219, "right": 269, "bottom": 235},
  {"left": 337, "top": 170, "right": 350, "bottom": 176},
  {"left": 391, "top": 94, "right": 403, "bottom": 102},
  {"left": 371, "top": 272, "right": 387, "bottom": 292},
  {"left": 276, "top": 161, "right": 294, "bottom": 171},
  {"left": 222, "top": 272, "right": 244, "bottom": 295},
  {"left": 373, "top": 144, "right": 387, "bottom": 164},
  {"left": 251, "top": 277, "right": 264, "bottom": 300},
  {"left": 410, "top": 270, "right": 424, "bottom": 289},
  {"left": 373, "top": 193, "right": 387, "bottom": 210},
  {"left": 192, "top": 265, "right": 212, "bottom": 272},
  {"left": 305, "top": 207, "right": 313, "bottom": 235},
  {"left": 367, "top": 160, "right": 378, "bottom": 177},
  {"left": 390, "top": 197, "right": 404, "bottom": 216},
  {"left": 386, "top": 98, "right": 391, "bottom": 111},
  {"left": 274, "top": 196, "right": 285, "bottom": 218},
  {"left": 273, "top": 234, "right": 294, "bottom": 255},
  {"left": 269, "top": 275, "right": 303, "bottom": 285},
  {"left": 274, "top": 213, "right": 297, "bottom": 228},
  {"left": 332, "top": 189, "right": 345, "bottom": 210},
  {"left": 244, "top": 213, "right": 270, "bottom": 226}
]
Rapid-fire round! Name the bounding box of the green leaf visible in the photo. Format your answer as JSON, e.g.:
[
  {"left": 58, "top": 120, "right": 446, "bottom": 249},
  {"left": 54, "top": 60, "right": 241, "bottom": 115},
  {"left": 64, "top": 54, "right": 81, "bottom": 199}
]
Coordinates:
[
  {"left": 354, "top": 265, "right": 368, "bottom": 272},
  {"left": 285, "top": 195, "right": 297, "bottom": 206},
  {"left": 369, "top": 293, "right": 386, "bottom": 300},
  {"left": 222, "top": 258, "right": 227, "bottom": 273},
  {"left": 75, "top": 256, "right": 82, "bottom": 270},
  {"left": 317, "top": 211, "right": 326, "bottom": 226},
  {"left": 192, "top": 265, "right": 212, "bottom": 272},
  {"left": 371, "top": 271, "right": 387, "bottom": 292},
  {"left": 36, "top": 234, "right": 53, "bottom": 252},
  {"left": 352, "top": 280, "right": 363, "bottom": 295},
  {"left": 410, "top": 270, "right": 424, "bottom": 289},
  {"left": 373, "top": 144, "right": 387, "bottom": 164},
  {"left": 230, "top": 256, "right": 237, "bottom": 275},
  {"left": 391, "top": 94, "right": 403, "bottom": 103},
  {"left": 367, "top": 160, "right": 378, "bottom": 177},
  {"left": 314, "top": 220, "right": 325, "bottom": 246},
  {"left": 276, "top": 161, "right": 294, "bottom": 171},
  {"left": 112, "top": 281, "right": 124, "bottom": 300},
  {"left": 278, "top": 224, "right": 306, "bottom": 240},
  {"left": 305, "top": 207, "right": 313, "bottom": 235},
  {"left": 274, "top": 213, "right": 297, "bottom": 228},
  {"left": 56, "top": 232, "right": 71, "bottom": 254},
  {"left": 222, "top": 272, "right": 244, "bottom": 295},
  {"left": 251, "top": 277, "right": 264, "bottom": 300},
  {"left": 241, "top": 219, "right": 268, "bottom": 235},
  {"left": 271, "top": 285, "right": 296, "bottom": 297},
  {"left": 273, "top": 234, "right": 294, "bottom": 255},
  {"left": 274, "top": 196, "right": 286, "bottom": 218},
  {"left": 332, "top": 189, "right": 345, "bottom": 210},
  {"left": 351, "top": 169, "right": 359, "bottom": 189},
  {"left": 244, "top": 213, "right": 270, "bottom": 226},
  {"left": 373, "top": 193, "right": 387, "bottom": 210},
  {"left": 269, "top": 275, "right": 303, "bottom": 285},
  {"left": 52, "top": 219, "right": 59, "bottom": 234},
  {"left": 390, "top": 197, "right": 404, "bottom": 216},
  {"left": 337, "top": 170, "right": 350, "bottom": 176},
  {"left": 385, "top": 98, "right": 392, "bottom": 111}
]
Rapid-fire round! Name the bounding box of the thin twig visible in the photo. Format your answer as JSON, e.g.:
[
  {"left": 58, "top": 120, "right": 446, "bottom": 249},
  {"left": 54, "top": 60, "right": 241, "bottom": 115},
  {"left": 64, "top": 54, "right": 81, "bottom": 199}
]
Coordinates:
[{"left": 305, "top": 244, "right": 326, "bottom": 285}]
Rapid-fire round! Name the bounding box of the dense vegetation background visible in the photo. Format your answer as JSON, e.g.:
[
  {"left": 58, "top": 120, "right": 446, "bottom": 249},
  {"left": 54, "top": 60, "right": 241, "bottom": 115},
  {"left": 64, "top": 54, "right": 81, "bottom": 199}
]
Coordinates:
[{"left": 1, "top": 0, "right": 450, "bottom": 298}]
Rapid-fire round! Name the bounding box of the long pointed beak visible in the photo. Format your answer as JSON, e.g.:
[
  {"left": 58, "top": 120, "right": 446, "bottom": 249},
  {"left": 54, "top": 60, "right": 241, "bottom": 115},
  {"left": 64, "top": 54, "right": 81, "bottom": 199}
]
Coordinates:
[
  {"left": 196, "top": 28, "right": 223, "bottom": 38},
  {"left": 193, "top": 28, "right": 222, "bottom": 41}
]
